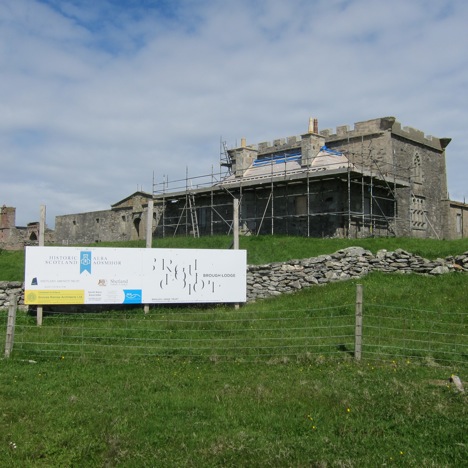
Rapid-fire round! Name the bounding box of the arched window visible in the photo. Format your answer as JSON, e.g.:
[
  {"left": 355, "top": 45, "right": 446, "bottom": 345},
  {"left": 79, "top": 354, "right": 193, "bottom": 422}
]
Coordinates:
[
  {"left": 133, "top": 218, "right": 141, "bottom": 238},
  {"left": 413, "top": 153, "right": 422, "bottom": 184}
]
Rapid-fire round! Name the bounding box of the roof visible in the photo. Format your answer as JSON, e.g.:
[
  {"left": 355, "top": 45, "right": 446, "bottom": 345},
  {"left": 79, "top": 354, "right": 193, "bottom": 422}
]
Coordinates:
[
  {"left": 111, "top": 191, "right": 154, "bottom": 209},
  {"left": 221, "top": 146, "right": 352, "bottom": 185}
]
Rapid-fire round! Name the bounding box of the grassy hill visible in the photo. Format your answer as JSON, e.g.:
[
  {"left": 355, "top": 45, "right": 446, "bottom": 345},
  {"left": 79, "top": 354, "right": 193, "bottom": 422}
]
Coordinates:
[
  {"left": 1, "top": 236, "right": 467, "bottom": 466},
  {"left": 2, "top": 234, "right": 468, "bottom": 281}
]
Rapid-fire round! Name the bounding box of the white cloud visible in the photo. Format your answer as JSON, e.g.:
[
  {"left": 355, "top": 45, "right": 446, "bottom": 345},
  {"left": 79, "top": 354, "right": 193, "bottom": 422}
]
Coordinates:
[{"left": 1, "top": 0, "right": 467, "bottom": 227}]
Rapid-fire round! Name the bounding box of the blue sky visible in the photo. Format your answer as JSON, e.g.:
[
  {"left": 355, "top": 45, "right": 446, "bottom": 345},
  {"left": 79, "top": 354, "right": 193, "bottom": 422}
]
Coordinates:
[{"left": 1, "top": 0, "right": 467, "bottom": 227}]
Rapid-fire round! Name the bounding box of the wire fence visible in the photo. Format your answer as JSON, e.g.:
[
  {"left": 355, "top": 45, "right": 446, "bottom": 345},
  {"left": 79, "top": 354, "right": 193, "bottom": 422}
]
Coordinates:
[
  {"left": 363, "top": 304, "right": 466, "bottom": 364},
  {"left": 2, "top": 300, "right": 467, "bottom": 365},
  {"left": 2, "top": 305, "right": 354, "bottom": 362}
]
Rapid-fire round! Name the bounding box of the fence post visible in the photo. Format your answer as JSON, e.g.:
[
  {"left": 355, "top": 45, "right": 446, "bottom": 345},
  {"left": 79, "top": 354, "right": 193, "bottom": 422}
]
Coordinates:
[
  {"left": 37, "top": 204, "right": 46, "bottom": 326},
  {"left": 144, "top": 198, "right": 154, "bottom": 315},
  {"left": 233, "top": 198, "right": 240, "bottom": 310},
  {"left": 4, "top": 294, "right": 17, "bottom": 359},
  {"left": 233, "top": 198, "right": 239, "bottom": 250},
  {"left": 355, "top": 284, "right": 363, "bottom": 361}
]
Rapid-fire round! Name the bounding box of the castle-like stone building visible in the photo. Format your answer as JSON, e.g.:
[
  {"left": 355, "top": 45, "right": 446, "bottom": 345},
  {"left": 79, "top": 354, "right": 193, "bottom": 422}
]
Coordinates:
[
  {"left": 0, "top": 206, "right": 53, "bottom": 250},
  {"left": 54, "top": 116, "right": 467, "bottom": 244}
]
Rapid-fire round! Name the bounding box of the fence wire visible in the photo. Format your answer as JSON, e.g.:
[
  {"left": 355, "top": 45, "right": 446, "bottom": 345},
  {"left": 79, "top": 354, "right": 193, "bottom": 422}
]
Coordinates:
[
  {"left": 1, "top": 303, "right": 467, "bottom": 365},
  {"left": 362, "top": 304, "right": 467, "bottom": 365}
]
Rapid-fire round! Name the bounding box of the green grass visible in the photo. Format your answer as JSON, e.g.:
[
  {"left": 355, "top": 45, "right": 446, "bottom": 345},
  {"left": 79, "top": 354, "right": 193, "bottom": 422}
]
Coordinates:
[
  {"left": 8, "top": 272, "right": 467, "bottom": 364},
  {"left": 2, "top": 235, "right": 468, "bottom": 281},
  {"left": 1, "top": 356, "right": 466, "bottom": 466},
  {"left": 1, "top": 236, "right": 467, "bottom": 465},
  {"left": 0, "top": 250, "right": 24, "bottom": 282}
]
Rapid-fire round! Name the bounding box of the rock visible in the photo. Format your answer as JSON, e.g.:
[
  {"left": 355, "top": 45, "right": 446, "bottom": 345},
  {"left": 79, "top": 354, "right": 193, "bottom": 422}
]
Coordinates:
[
  {"left": 430, "top": 266, "right": 450, "bottom": 275},
  {"left": 450, "top": 375, "right": 465, "bottom": 393}
]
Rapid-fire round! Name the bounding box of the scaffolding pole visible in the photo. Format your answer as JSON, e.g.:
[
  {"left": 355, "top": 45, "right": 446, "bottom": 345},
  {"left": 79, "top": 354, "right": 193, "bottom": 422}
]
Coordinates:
[{"left": 152, "top": 148, "right": 410, "bottom": 239}]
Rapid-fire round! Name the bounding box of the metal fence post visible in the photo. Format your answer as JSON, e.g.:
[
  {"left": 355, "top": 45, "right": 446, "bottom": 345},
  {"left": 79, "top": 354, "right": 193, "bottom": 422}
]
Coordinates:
[
  {"left": 5, "top": 294, "right": 17, "bottom": 358},
  {"left": 355, "top": 284, "right": 363, "bottom": 361}
]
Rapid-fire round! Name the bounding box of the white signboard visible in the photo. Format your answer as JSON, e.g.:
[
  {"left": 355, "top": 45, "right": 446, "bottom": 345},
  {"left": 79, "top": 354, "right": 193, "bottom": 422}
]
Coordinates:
[{"left": 24, "top": 247, "right": 246, "bottom": 305}]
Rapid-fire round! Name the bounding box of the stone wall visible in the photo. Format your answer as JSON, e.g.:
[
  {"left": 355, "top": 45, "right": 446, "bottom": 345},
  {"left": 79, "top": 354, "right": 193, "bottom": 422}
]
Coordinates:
[
  {"left": 0, "top": 281, "right": 25, "bottom": 311},
  {"left": 247, "top": 247, "right": 468, "bottom": 302},
  {"left": 0, "top": 206, "right": 54, "bottom": 251},
  {"left": 324, "top": 118, "right": 450, "bottom": 239},
  {"left": 447, "top": 201, "right": 468, "bottom": 239},
  {"left": 55, "top": 192, "right": 155, "bottom": 245},
  {"left": 1, "top": 248, "right": 467, "bottom": 310}
]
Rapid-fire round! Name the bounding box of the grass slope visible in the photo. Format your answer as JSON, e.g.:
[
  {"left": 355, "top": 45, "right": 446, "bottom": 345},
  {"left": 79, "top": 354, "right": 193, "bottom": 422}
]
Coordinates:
[
  {"left": 2, "top": 235, "right": 468, "bottom": 281},
  {"left": 1, "top": 236, "right": 467, "bottom": 466},
  {"left": 1, "top": 357, "right": 466, "bottom": 466}
]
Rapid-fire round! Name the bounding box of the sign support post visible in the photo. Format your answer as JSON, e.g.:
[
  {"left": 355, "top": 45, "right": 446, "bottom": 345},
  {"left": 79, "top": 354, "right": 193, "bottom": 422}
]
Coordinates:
[
  {"left": 37, "top": 205, "right": 46, "bottom": 326},
  {"left": 144, "top": 198, "right": 154, "bottom": 314}
]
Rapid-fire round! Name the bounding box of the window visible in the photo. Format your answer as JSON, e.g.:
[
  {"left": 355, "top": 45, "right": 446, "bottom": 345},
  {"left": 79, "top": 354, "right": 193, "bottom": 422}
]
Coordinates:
[
  {"left": 413, "top": 153, "right": 422, "bottom": 184},
  {"left": 456, "top": 214, "right": 462, "bottom": 234},
  {"left": 197, "top": 207, "right": 207, "bottom": 228},
  {"left": 133, "top": 218, "right": 141, "bottom": 237},
  {"left": 295, "top": 196, "right": 307, "bottom": 215},
  {"left": 411, "top": 196, "right": 426, "bottom": 229}
]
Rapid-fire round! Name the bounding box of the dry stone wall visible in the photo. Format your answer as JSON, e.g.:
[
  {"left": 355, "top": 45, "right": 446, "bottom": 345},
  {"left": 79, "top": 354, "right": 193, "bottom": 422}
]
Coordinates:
[
  {"left": 247, "top": 247, "right": 468, "bottom": 302},
  {"left": 0, "top": 281, "right": 25, "bottom": 310},
  {"left": 1, "top": 248, "right": 468, "bottom": 309}
]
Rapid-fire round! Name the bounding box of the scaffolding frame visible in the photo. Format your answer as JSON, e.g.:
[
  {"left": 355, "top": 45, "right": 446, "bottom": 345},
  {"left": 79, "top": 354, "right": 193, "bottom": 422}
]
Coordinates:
[{"left": 152, "top": 147, "right": 412, "bottom": 239}]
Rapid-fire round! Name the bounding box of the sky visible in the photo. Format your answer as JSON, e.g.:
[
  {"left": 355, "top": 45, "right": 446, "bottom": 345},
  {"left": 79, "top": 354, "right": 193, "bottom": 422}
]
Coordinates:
[{"left": 1, "top": 0, "right": 467, "bottom": 228}]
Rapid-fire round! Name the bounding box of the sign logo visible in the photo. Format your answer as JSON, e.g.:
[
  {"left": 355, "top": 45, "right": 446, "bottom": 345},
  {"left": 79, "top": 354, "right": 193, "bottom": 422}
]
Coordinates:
[
  {"left": 80, "top": 251, "right": 92, "bottom": 274},
  {"left": 123, "top": 289, "right": 142, "bottom": 304}
]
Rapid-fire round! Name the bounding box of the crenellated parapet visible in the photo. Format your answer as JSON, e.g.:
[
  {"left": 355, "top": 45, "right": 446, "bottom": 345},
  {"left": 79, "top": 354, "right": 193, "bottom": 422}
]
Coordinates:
[
  {"left": 246, "top": 134, "right": 303, "bottom": 154},
  {"left": 320, "top": 116, "right": 450, "bottom": 151},
  {"left": 232, "top": 116, "right": 450, "bottom": 156}
]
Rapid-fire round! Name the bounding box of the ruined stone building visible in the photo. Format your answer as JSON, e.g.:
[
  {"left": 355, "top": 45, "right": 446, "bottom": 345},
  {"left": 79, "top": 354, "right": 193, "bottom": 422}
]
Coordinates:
[
  {"left": 0, "top": 205, "right": 53, "bottom": 250},
  {"left": 54, "top": 116, "right": 468, "bottom": 244},
  {"left": 55, "top": 192, "right": 154, "bottom": 244}
]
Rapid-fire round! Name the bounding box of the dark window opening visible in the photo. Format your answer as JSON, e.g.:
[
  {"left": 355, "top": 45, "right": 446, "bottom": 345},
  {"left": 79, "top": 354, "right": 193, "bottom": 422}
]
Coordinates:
[{"left": 134, "top": 218, "right": 141, "bottom": 237}]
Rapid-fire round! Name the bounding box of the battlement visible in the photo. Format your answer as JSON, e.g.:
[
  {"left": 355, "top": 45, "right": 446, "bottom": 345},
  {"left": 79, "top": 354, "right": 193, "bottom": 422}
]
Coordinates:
[
  {"left": 320, "top": 117, "right": 450, "bottom": 151},
  {"left": 244, "top": 134, "right": 303, "bottom": 154},
  {"left": 237, "top": 116, "right": 449, "bottom": 154}
]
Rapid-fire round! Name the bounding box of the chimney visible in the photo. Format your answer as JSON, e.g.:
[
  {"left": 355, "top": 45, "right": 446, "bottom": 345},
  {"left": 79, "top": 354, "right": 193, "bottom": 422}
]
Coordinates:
[
  {"left": 308, "top": 117, "right": 319, "bottom": 134},
  {"left": 301, "top": 120, "right": 325, "bottom": 166},
  {"left": 241, "top": 137, "right": 246, "bottom": 148}
]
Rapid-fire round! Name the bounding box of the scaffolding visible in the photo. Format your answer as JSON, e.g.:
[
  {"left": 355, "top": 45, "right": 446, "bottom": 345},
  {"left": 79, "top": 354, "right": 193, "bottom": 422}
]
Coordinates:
[{"left": 152, "top": 144, "right": 412, "bottom": 239}]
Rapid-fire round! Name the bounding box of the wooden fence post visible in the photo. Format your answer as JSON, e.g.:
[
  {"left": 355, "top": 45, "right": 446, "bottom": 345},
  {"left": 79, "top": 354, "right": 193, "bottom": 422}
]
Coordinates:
[
  {"left": 144, "top": 198, "right": 154, "bottom": 315},
  {"left": 233, "top": 198, "right": 240, "bottom": 310},
  {"left": 233, "top": 198, "right": 239, "bottom": 251},
  {"left": 4, "top": 294, "right": 17, "bottom": 358},
  {"left": 355, "top": 284, "right": 363, "bottom": 361},
  {"left": 37, "top": 204, "right": 46, "bottom": 326}
]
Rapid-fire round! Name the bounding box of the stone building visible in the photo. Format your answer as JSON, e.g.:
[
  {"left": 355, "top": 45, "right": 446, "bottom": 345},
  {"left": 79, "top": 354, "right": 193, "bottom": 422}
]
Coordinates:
[
  {"left": 55, "top": 191, "right": 155, "bottom": 245},
  {"left": 153, "top": 116, "right": 466, "bottom": 239},
  {"left": 54, "top": 116, "right": 468, "bottom": 243},
  {"left": 447, "top": 200, "right": 468, "bottom": 239},
  {"left": 0, "top": 205, "right": 51, "bottom": 250}
]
